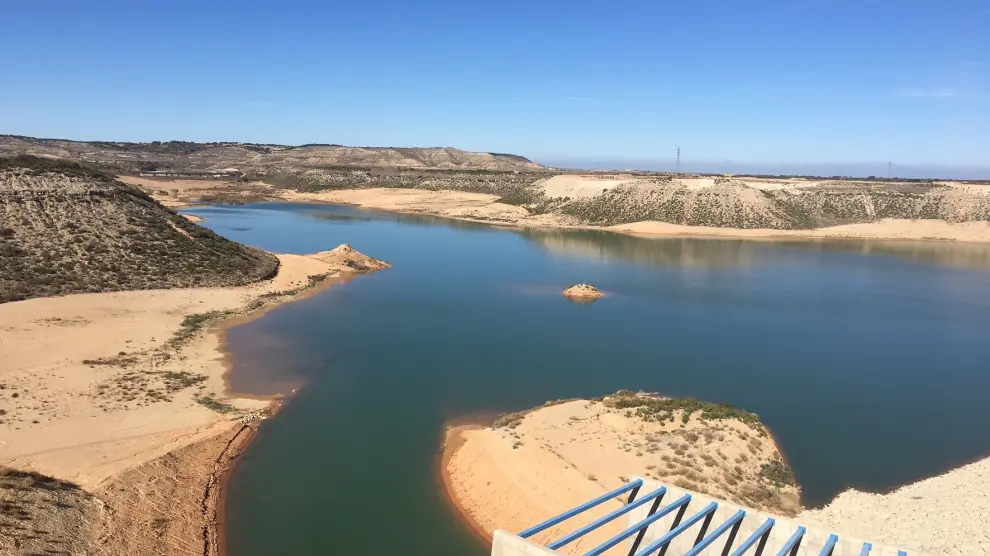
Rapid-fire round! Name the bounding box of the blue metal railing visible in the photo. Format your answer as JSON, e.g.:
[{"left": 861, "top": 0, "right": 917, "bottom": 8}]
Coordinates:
[
  {"left": 632, "top": 501, "right": 719, "bottom": 556},
  {"left": 550, "top": 487, "right": 668, "bottom": 550},
  {"left": 513, "top": 479, "right": 915, "bottom": 556},
  {"left": 684, "top": 509, "right": 745, "bottom": 556},
  {"left": 520, "top": 479, "right": 644, "bottom": 539},
  {"left": 584, "top": 494, "right": 693, "bottom": 556},
  {"left": 730, "top": 518, "right": 775, "bottom": 556}
]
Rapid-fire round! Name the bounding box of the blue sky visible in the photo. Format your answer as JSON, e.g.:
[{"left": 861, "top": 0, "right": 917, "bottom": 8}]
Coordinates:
[{"left": 1, "top": 0, "right": 988, "bottom": 176}]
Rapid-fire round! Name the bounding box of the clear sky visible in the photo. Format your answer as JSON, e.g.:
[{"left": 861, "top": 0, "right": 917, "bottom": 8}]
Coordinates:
[{"left": 2, "top": 0, "right": 988, "bottom": 176}]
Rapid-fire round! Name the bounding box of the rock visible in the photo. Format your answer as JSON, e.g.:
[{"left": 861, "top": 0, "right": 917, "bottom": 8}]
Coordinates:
[
  {"left": 562, "top": 283, "right": 604, "bottom": 300},
  {"left": 310, "top": 244, "right": 391, "bottom": 273}
]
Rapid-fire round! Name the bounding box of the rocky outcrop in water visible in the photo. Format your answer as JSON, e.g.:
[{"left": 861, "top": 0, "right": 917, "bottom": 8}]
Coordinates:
[{"left": 563, "top": 283, "right": 604, "bottom": 300}]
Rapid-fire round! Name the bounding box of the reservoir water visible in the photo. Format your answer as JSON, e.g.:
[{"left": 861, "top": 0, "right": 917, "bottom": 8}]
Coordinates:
[{"left": 184, "top": 202, "right": 990, "bottom": 556}]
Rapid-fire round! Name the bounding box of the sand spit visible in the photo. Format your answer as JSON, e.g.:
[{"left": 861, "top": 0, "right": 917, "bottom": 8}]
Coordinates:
[
  {"left": 443, "top": 392, "right": 799, "bottom": 554},
  {"left": 0, "top": 246, "right": 388, "bottom": 556}
]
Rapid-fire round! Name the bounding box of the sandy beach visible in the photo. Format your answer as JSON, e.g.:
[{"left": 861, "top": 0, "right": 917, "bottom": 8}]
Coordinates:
[
  {"left": 0, "top": 245, "right": 389, "bottom": 556},
  {"left": 443, "top": 397, "right": 990, "bottom": 555}
]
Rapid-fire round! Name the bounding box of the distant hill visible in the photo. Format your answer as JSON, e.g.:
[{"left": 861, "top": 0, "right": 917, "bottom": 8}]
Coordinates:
[
  {"left": 0, "top": 135, "right": 545, "bottom": 174},
  {"left": 499, "top": 174, "right": 990, "bottom": 228},
  {"left": 0, "top": 156, "right": 279, "bottom": 303}
]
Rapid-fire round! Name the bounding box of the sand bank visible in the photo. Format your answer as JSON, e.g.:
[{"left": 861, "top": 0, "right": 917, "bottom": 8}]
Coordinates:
[
  {"left": 442, "top": 394, "right": 799, "bottom": 555},
  {"left": 443, "top": 395, "right": 990, "bottom": 555},
  {"left": 0, "top": 246, "right": 388, "bottom": 555}
]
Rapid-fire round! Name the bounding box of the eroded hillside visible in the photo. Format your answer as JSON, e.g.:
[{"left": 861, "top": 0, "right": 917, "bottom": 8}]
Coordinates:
[
  {"left": 501, "top": 175, "right": 990, "bottom": 228},
  {"left": 0, "top": 156, "right": 279, "bottom": 302}
]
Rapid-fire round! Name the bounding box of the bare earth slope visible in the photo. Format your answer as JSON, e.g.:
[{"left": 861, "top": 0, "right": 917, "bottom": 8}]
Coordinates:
[{"left": 0, "top": 156, "right": 279, "bottom": 302}]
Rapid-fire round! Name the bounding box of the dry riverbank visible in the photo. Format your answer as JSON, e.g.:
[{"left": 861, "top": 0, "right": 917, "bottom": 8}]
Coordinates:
[{"left": 0, "top": 246, "right": 388, "bottom": 556}]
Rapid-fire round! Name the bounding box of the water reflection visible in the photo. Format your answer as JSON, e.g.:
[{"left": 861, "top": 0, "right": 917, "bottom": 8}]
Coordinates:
[{"left": 522, "top": 228, "right": 990, "bottom": 270}]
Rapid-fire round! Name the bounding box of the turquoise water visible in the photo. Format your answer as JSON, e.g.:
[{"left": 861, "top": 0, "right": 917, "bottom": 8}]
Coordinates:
[{"left": 184, "top": 202, "right": 990, "bottom": 556}]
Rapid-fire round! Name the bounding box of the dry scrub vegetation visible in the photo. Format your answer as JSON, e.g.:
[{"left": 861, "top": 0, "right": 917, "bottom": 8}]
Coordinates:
[
  {"left": 0, "top": 467, "right": 98, "bottom": 555},
  {"left": 491, "top": 391, "right": 801, "bottom": 516},
  {"left": 0, "top": 156, "right": 278, "bottom": 303}
]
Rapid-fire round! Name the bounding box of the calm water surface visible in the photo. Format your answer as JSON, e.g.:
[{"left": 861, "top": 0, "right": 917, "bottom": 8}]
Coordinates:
[{"left": 184, "top": 202, "right": 990, "bottom": 556}]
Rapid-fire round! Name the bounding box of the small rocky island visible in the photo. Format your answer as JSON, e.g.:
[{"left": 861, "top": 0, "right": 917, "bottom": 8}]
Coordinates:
[{"left": 562, "top": 283, "right": 604, "bottom": 300}]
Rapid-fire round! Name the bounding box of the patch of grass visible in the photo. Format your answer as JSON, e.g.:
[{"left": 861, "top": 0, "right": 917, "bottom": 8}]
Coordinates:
[
  {"left": 760, "top": 459, "right": 796, "bottom": 487},
  {"left": 493, "top": 411, "right": 527, "bottom": 429},
  {"left": 196, "top": 396, "right": 236, "bottom": 414},
  {"left": 256, "top": 273, "right": 330, "bottom": 300},
  {"left": 161, "top": 371, "right": 207, "bottom": 392},
  {"left": 606, "top": 391, "right": 767, "bottom": 435},
  {"left": 163, "top": 310, "right": 237, "bottom": 351},
  {"left": 81, "top": 354, "right": 138, "bottom": 367}
]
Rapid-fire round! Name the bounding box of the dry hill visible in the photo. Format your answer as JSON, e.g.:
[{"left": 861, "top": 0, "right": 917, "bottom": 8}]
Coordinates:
[
  {"left": 0, "top": 135, "right": 544, "bottom": 174},
  {"left": 5, "top": 135, "right": 990, "bottom": 235},
  {"left": 0, "top": 156, "right": 279, "bottom": 303}
]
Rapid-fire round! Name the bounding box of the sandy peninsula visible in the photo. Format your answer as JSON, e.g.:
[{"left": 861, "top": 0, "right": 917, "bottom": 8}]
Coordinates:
[
  {"left": 443, "top": 392, "right": 800, "bottom": 555},
  {"left": 443, "top": 392, "right": 990, "bottom": 555},
  {"left": 0, "top": 245, "right": 388, "bottom": 556}
]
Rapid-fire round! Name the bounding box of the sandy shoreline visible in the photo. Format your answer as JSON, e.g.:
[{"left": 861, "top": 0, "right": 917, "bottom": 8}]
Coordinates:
[
  {"left": 440, "top": 425, "right": 494, "bottom": 548},
  {"left": 0, "top": 246, "right": 389, "bottom": 556}
]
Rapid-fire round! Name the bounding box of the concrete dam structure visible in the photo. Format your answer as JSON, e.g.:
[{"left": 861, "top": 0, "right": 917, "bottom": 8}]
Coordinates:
[{"left": 492, "top": 478, "right": 917, "bottom": 556}]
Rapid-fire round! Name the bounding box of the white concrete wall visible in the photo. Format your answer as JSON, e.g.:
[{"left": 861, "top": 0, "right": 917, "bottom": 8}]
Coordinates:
[{"left": 493, "top": 530, "right": 562, "bottom": 556}]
